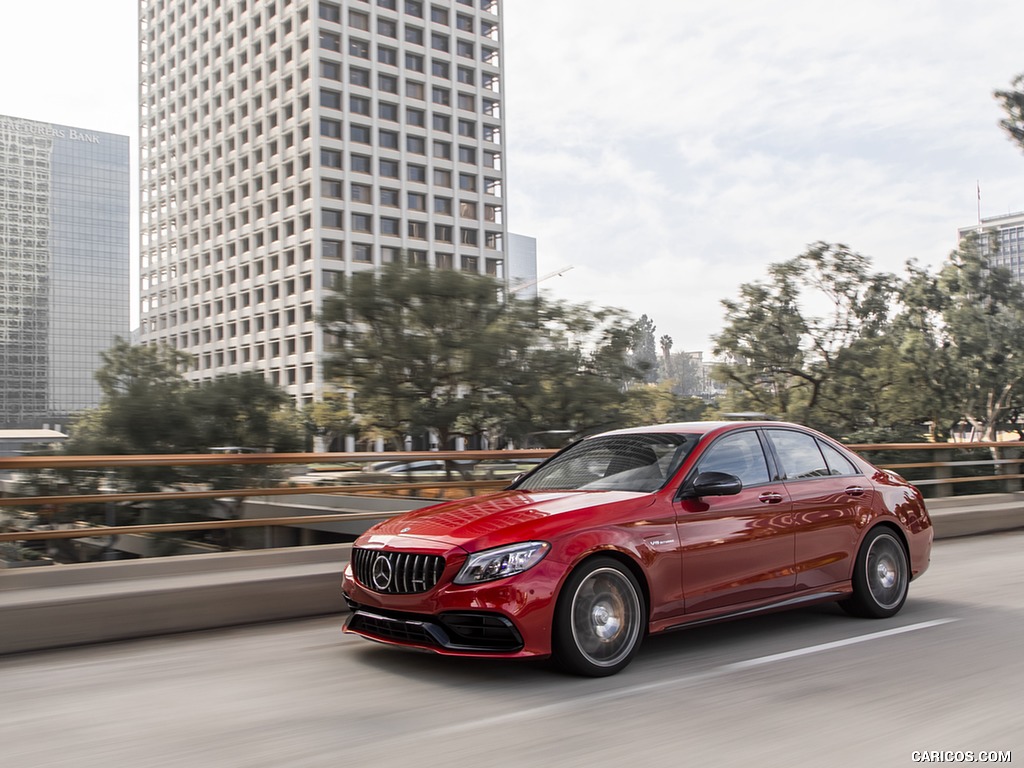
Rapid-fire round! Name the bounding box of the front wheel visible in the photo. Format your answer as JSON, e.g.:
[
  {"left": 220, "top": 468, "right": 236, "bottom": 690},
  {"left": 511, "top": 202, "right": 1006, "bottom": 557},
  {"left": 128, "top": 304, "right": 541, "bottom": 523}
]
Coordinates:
[
  {"left": 553, "top": 557, "right": 645, "bottom": 677},
  {"left": 841, "top": 528, "right": 909, "bottom": 618}
]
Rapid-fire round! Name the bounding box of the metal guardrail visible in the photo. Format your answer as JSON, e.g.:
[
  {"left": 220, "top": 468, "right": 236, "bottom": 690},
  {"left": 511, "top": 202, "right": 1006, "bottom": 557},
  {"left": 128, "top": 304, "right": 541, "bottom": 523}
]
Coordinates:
[{"left": 1, "top": 443, "right": 1021, "bottom": 549}]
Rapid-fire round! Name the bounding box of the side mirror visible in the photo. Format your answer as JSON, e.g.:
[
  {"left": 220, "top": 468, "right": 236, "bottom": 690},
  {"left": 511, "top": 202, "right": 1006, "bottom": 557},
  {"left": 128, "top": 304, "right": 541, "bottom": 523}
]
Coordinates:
[{"left": 680, "top": 471, "right": 743, "bottom": 499}]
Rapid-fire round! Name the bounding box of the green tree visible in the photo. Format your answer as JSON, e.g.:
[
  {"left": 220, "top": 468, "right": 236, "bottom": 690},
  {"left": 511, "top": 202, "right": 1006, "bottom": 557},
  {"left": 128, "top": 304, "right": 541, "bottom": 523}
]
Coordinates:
[
  {"left": 712, "top": 243, "right": 899, "bottom": 435},
  {"left": 626, "top": 314, "right": 658, "bottom": 384},
  {"left": 321, "top": 263, "right": 647, "bottom": 448},
  {"left": 995, "top": 72, "right": 1024, "bottom": 152}
]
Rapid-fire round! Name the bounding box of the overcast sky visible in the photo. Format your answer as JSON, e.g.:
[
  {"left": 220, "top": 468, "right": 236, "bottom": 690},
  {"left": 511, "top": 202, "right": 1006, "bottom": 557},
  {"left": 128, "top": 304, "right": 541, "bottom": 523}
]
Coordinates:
[{"left": 3, "top": 0, "right": 1024, "bottom": 352}]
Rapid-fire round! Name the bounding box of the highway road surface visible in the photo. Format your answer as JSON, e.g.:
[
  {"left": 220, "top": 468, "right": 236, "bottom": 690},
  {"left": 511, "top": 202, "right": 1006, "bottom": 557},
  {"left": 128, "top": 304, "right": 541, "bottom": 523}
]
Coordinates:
[{"left": 4, "top": 532, "right": 1022, "bottom": 767}]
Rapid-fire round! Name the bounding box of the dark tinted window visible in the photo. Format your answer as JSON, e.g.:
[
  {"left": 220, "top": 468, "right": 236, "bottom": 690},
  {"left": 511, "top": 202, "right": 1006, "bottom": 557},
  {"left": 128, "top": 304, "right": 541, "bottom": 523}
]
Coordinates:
[
  {"left": 818, "top": 440, "right": 860, "bottom": 476},
  {"left": 767, "top": 429, "right": 830, "bottom": 479},
  {"left": 696, "top": 431, "right": 769, "bottom": 486}
]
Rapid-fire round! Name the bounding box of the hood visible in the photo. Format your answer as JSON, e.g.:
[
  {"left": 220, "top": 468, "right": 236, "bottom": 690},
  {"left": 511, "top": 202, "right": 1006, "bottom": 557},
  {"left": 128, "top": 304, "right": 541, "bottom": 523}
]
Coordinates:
[{"left": 361, "top": 489, "right": 653, "bottom": 550}]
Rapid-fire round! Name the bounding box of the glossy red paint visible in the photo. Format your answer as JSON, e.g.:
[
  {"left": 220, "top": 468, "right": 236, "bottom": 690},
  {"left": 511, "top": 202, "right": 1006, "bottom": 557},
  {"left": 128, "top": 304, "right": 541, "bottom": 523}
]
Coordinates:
[{"left": 342, "top": 421, "right": 933, "bottom": 676}]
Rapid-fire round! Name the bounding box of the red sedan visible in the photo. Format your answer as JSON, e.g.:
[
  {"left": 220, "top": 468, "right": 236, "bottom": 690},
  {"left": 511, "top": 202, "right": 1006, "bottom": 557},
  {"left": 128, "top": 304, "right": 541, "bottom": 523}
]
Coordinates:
[{"left": 342, "top": 422, "right": 933, "bottom": 676}]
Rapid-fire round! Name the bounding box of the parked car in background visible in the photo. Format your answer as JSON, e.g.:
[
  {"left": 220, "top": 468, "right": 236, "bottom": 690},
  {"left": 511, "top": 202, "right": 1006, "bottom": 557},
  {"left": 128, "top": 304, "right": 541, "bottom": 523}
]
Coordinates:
[{"left": 342, "top": 421, "right": 933, "bottom": 676}]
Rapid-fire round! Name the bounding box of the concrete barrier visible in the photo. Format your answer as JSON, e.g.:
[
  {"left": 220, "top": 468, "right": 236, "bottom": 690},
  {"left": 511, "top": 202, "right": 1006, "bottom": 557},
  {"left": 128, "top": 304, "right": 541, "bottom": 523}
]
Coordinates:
[{"left": 1, "top": 495, "right": 1021, "bottom": 656}]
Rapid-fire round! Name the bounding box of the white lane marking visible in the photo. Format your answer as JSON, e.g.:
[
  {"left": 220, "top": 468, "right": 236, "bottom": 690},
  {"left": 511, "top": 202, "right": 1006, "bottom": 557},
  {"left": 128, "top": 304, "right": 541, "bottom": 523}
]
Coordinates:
[
  {"left": 722, "top": 617, "right": 958, "bottom": 671},
  {"left": 432, "top": 618, "right": 960, "bottom": 736}
]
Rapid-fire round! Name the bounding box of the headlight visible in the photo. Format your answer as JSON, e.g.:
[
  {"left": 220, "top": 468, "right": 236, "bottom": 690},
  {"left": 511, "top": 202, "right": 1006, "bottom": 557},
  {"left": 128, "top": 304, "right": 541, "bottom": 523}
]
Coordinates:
[{"left": 454, "top": 541, "right": 550, "bottom": 585}]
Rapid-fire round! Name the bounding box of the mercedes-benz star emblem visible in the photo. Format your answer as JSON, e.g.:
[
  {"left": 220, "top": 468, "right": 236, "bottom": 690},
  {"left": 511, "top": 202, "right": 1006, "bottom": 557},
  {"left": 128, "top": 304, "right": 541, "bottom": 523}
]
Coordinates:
[{"left": 371, "top": 554, "right": 393, "bottom": 591}]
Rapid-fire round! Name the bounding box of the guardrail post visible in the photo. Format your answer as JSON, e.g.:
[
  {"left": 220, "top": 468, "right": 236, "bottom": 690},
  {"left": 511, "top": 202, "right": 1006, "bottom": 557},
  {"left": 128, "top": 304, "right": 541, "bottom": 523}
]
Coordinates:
[
  {"left": 933, "top": 449, "right": 953, "bottom": 497},
  {"left": 1003, "top": 446, "right": 1023, "bottom": 493}
]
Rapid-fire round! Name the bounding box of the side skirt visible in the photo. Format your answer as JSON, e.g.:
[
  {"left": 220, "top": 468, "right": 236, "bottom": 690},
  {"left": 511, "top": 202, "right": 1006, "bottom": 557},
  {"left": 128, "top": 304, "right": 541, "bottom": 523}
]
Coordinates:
[{"left": 652, "top": 587, "right": 851, "bottom": 635}]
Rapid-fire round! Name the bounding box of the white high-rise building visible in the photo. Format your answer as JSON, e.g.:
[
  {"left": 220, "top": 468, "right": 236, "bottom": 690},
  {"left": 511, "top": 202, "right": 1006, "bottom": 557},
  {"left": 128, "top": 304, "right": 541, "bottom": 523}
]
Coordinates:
[
  {"left": 958, "top": 210, "right": 1024, "bottom": 283},
  {"left": 138, "top": 0, "right": 507, "bottom": 405}
]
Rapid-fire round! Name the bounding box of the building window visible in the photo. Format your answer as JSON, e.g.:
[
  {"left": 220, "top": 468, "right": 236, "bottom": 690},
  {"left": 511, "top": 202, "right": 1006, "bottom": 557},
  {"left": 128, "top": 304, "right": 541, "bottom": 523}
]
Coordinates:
[
  {"left": 377, "top": 18, "right": 397, "bottom": 37},
  {"left": 378, "top": 73, "right": 399, "bottom": 93},
  {"left": 406, "top": 135, "right": 426, "bottom": 154},
  {"left": 350, "top": 66, "right": 370, "bottom": 86},
  {"left": 433, "top": 140, "right": 451, "bottom": 159},
  {"left": 353, "top": 243, "right": 373, "bottom": 262},
  {"left": 380, "top": 188, "right": 400, "bottom": 207},
  {"left": 320, "top": 60, "right": 341, "bottom": 80},
  {"left": 405, "top": 26, "right": 424, "bottom": 45},
  {"left": 458, "top": 118, "right": 476, "bottom": 138},
  {"left": 405, "top": 0, "right": 423, "bottom": 17},
  {"left": 321, "top": 148, "right": 343, "bottom": 168},
  {"left": 378, "top": 45, "right": 397, "bottom": 65},
  {"left": 432, "top": 59, "right": 450, "bottom": 78},
  {"left": 408, "top": 220, "right": 427, "bottom": 239},
  {"left": 456, "top": 13, "right": 473, "bottom": 32},
  {"left": 379, "top": 102, "right": 399, "bottom": 122},
  {"left": 458, "top": 145, "right": 476, "bottom": 164},
  {"left": 380, "top": 217, "right": 400, "bottom": 236},
  {"left": 407, "top": 164, "right": 427, "bottom": 182},
  {"left": 320, "top": 2, "right": 341, "bottom": 22},
  {"left": 322, "top": 179, "right": 343, "bottom": 198},
  {"left": 323, "top": 240, "right": 343, "bottom": 259},
  {"left": 351, "top": 154, "right": 372, "bottom": 173},
  {"left": 461, "top": 228, "right": 479, "bottom": 246},
  {"left": 379, "top": 159, "right": 400, "bottom": 177},
  {"left": 351, "top": 182, "right": 372, "bottom": 202},
  {"left": 431, "top": 33, "right": 449, "bottom": 52},
  {"left": 406, "top": 81, "right": 425, "bottom": 99},
  {"left": 457, "top": 66, "right": 475, "bottom": 85},
  {"left": 432, "top": 86, "right": 450, "bottom": 105},
  {"left": 435, "top": 224, "right": 452, "bottom": 242},
  {"left": 350, "top": 95, "right": 371, "bottom": 115},
  {"left": 456, "top": 39, "right": 474, "bottom": 58},
  {"left": 433, "top": 168, "right": 451, "bottom": 187},
  {"left": 320, "top": 32, "right": 341, "bottom": 51},
  {"left": 349, "top": 10, "right": 370, "bottom": 30},
  {"left": 432, "top": 113, "right": 451, "bottom": 132},
  {"left": 350, "top": 124, "right": 371, "bottom": 143},
  {"left": 405, "top": 52, "right": 424, "bottom": 71},
  {"left": 352, "top": 214, "right": 372, "bottom": 233},
  {"left": 321, "top": 118, "right": 343, "bottom": 138},
  {"left": 408, "top": 192, "right": 426, "bottom": 210},
  {"left": 436, "top": 252, "right": 453, "bottom": 269},
  {"left": 379, "top": 130, "right": 400, "bottom": 150},
  {"left": 349, "top": 39, "right": 370, "bottom": 58},
  {"left": 321, "top": 89, "right": 342, "bottom": 109},
  {"left": 459, "top": 172, "right": 477, "bottom": 191},
  {"left": 461, "top": 255, "right": 479, "bottom": 272},
  {"left": 457, "top": 92, "right": 475, "bottom": 111},
  {"left": 322, "top": 209, "right": 344, "bottom": 228},
  {"left": 460, "top": 200, "right": 478, "bottom": 217},
  {"left": 406, "top": 107, "right": 425, "bottom": 126},
  {"left": 434, "top": 196, "right": 452, "bottom": 215},
  {"left": 431, "top": 5, "right": 449, "bottom": 24}
]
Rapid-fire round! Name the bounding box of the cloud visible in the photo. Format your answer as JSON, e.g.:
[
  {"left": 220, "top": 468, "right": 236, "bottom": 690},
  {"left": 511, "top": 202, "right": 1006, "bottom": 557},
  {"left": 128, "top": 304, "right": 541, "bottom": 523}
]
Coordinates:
[{"left": 504, "top": 0, "right": 1024, "bottom": 352}]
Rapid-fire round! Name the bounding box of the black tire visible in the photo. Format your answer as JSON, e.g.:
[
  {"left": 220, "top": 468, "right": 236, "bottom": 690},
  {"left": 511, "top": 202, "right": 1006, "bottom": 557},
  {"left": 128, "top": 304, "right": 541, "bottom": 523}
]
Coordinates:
[
  {"left": 841, "top": 527, "right": 909, "bottom": 619},
  {"left": 553, "top": 557, "right": 646, "bottom": 677}
]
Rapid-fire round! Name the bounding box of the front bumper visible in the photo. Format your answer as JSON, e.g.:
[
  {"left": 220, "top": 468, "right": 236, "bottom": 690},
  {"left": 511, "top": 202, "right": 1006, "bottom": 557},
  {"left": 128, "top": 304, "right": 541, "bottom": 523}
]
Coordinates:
[{"left": 344, "top": 604, "right": 525, "bottom": 654}]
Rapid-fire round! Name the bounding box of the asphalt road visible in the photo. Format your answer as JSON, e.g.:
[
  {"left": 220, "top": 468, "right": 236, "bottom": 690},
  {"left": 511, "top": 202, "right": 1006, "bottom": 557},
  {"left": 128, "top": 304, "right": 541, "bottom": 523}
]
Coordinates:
[{"left": 4, "top": 532, "right": 1022, "bottom": 768}]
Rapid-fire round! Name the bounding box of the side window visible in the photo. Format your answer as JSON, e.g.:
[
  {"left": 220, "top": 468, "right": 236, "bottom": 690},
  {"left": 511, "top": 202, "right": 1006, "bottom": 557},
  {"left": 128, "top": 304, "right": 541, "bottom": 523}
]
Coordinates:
[
  {"left": 818, "top": 440, "right": 860, "bottom": 476},
  {"left": 767, "top": 430, "right": 829, "bottom": 479},
  {"left": 697, "top": 431, "right": 770, "bottom": 487}
]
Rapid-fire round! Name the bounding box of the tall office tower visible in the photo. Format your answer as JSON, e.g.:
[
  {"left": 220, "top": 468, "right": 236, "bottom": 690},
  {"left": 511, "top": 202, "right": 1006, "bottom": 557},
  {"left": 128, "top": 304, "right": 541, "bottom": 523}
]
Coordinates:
[
  {"left": 958, "top": 211, "right": 1024, "bottom": 282},
  {"left": 0, "top": 114, "right": 130, "bottom": 429},
  {"left": 138, "top": 0, "right": 507, "bottom": 407}
]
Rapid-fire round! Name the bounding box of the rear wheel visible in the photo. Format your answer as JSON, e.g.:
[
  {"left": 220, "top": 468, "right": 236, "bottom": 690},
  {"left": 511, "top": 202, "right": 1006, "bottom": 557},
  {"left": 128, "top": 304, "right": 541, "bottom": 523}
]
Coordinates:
[
  {"left": 841, "top": 528, "right": 909, "bottom": 618},
  {"left": 553, "top": 557, "right": 645, "bottom": 677}
]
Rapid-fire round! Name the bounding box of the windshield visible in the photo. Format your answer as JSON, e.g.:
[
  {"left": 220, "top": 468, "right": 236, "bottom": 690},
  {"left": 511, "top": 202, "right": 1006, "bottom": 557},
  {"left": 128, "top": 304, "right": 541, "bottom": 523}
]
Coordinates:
[{"left": 515, "top": 433, "right": 697, "bottom": 493}]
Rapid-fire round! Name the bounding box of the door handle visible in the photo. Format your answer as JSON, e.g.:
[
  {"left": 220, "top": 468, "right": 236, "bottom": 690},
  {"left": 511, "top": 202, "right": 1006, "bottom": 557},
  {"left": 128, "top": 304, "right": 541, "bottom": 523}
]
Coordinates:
[
  {"left": 845, "top": 486, "right": 866, "bottom": 497},
  {"left": 758, "top": 492, "right": 784, "bottom": 504}
]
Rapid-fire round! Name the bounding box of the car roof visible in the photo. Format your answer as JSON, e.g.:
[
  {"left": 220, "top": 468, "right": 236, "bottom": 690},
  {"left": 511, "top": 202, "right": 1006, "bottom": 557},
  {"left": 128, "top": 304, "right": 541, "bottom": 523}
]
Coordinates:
[{"left": 592, "top": 421, "right": 807, "bottom": 439}]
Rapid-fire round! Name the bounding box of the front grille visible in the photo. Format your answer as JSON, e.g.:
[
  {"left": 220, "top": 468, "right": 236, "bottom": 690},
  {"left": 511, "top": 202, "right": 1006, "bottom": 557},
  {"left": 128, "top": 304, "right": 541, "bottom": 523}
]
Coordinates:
[{"left": 352, "top": 547, "right": 445, "bottom": 594}]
